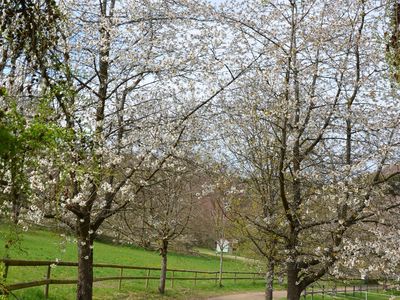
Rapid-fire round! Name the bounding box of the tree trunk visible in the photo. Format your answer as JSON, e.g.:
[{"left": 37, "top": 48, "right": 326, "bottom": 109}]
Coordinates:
[
  {"left": 218, "top": 247, "right": 224, "bottom": 287},
  {"left": 76, "top": 217, "right": 93, "bottom": 300},
  {"left": 11, "top": 198, "right": 20, "bottom": 225},
  {"left": 11, "top": 164, "right": 21, "bottom": 225},
  {"left": 158, "top": 239, "right": 168, "bottom": 294},
  {"left": 287, "top": 262, "right": 302, "bottom": 300},
  {"left": 265, "top": 259, "right": 275, "bottom": 300}
]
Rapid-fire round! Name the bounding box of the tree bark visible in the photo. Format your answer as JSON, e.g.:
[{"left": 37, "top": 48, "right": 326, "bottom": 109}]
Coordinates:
[
  {"left": 218, "top": 247, "right": 224, "bottom": 287},
  {"left": 76, "top": 217, "right": 93, "bottom": 300},
  {"left": 265, "top": 259, "right": 275, "bottom": 300},
  {"left": 158, "top": 239, "right": 168, "bottom": 294},
  {"left": 11, "top": 198, "right": 20, "bottom": 225},
  {"left": 287, "top": 262, "right": 302, "bottom": 300},
  {"left": 11, "top": 161, "right": 21, "bottom": 225}
]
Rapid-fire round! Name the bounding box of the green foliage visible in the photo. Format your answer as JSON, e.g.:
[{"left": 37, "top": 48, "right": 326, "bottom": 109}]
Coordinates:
[
  {"left": 0, "top": 118, "right": 13, "bottom": 159},
  {"left": 2, "top": 225, "right": 23, "bottom": 259},
  {"left": 0, "top": 87, "right": 7, "bottom": 97},
  {"left": 1, "top": 101, "right": 65, "bottom": 157},
  {"left": 0, "top": 86, "right": 70, "bottom": 224}
]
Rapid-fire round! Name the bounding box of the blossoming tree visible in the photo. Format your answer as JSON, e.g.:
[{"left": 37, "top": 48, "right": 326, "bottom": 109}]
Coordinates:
[
  {"left": 214, "top": 1, "right": 400, "bottom": 299},
  {"left": 25, "top": 0, "right": 251, "bottom": 298}
]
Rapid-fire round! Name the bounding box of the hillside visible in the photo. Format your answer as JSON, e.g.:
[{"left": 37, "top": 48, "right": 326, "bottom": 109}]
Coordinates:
[{"left": 0, "top": 225, "right": 265, "bottom": 299}]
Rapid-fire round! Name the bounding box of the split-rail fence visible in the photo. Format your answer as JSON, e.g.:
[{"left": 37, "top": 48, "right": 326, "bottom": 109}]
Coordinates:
[{"left": 0, "top": 258, "right": 264, "bottom": 298}]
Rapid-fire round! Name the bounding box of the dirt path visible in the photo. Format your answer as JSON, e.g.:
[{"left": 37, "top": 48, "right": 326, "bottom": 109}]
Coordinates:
[
  {"left": 207, "top": 290, "right": 286, "bottom": 300},
  {"left": 195, "top": 248, "right": 259, "bottom": 264}
]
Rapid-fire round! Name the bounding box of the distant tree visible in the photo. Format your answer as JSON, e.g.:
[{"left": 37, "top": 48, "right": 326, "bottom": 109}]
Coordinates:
[
  {"left": 213, "top": 194, "right": 227, "bottom": 288},
  {"left": 106, "top": 159, "right": 199, "bottom": 294},
  {"left": 141, "top": 164, "right": 197, "bottom": 294},
  {"left": 202, "top": 167, "right": 243, "bottom": 288},
  {"left": 222, "top": 100, "right": 286, "bottom": 300}
]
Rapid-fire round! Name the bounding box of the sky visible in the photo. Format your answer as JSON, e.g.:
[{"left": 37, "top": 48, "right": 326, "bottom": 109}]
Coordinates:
[{"left": 208, "top": 0, "right": 226, "bottom": 5}]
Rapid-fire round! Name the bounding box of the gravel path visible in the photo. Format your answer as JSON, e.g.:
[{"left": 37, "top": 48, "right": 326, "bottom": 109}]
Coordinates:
[{"left": 207, "top": 290, "right": 286, "bottom": 300}]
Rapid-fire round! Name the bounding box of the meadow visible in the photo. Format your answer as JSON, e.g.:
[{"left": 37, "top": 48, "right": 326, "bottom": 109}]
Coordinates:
[{"left": 0, "top": 225, "right": 265, "bottom": 299}]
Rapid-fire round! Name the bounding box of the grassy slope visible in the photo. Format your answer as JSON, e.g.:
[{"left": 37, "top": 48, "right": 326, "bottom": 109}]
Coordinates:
[{"left": 0, "top": 225, "right": 265, "bottom": 299}]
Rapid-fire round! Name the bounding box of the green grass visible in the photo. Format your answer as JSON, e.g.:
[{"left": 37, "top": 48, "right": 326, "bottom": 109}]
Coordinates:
[{"left": 0, "top": 225, "right": 265, "bottom": 299}]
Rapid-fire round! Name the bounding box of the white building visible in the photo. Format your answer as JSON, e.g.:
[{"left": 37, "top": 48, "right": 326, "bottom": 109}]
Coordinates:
[{"left": 216, "top": 239, "right": 230, "bottom": 253}]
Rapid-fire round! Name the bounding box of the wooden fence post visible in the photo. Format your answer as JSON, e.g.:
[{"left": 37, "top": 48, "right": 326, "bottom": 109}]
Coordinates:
[
  {"left": 234, "top": 272, "right": 237, "bottom": 284},
  {"left": 171, "top": 271, "right": 175, "bottom": 288},
  {"left": 353, "top": 285, "right": 355, "bottom": 296},
  {"left": 194, "top": 272, "right": 197, "bottom": 286},
  {"left": 322, "top": 285, "right": 325, "bottom": 299},
  {"left": 2, "top": 262, "right": 8, "bottom": 280},
  {"left": 1, "top": 261, "right": 9, "bottom": 296},
  {"left": 118, "top": 267, "right": 123, "bottom": 291},
  {"left": 145, "top": 269, "right": 150, "bottom": 288},
  {"left": 44, "top": 265, "right": 51, "bottom": 298},
  {"left": 252, "top": 273, "right": 255, "bottom": 284},
  {"left": 215, "top": 272, "right": 218, "bottom": 285},
  {"left": 311, "top": 286, "right": 314, "bottom": 300}
]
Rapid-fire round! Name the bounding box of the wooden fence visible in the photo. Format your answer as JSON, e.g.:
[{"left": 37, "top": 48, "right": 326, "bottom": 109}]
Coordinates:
[
  {"left": 0, "top": 259, "right": 264, "bottom": 298},
  {"left": 303, "top": 283, "right": 386, "bottom": 299}
]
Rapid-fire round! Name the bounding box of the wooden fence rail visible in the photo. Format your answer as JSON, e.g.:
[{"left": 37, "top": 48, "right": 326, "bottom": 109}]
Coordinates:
[
  {"left": 303, "top": 284, "right": 386, "bottom": 299},
  {"left": 0, "top": 259, "right": 264, "bottom": 298}
]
